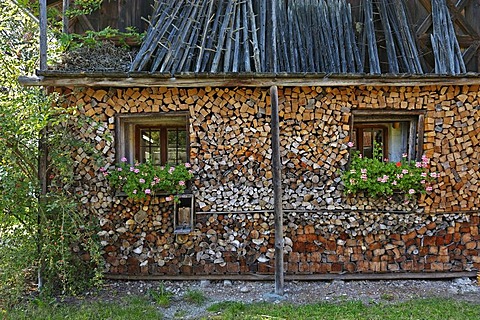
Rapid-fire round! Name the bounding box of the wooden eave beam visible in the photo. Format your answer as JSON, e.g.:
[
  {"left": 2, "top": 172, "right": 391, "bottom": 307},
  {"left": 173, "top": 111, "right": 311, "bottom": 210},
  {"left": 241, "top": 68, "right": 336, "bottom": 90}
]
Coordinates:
[{"left": 18, "top": 72, "right": 480, "bottom": 88}]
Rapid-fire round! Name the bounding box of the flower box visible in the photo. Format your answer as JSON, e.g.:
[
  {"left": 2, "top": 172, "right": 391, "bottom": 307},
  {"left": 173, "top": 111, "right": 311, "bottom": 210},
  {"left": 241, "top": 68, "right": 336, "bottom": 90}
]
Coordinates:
[{"left": 101, "top": 159, "right": 194, "bottom": 201}]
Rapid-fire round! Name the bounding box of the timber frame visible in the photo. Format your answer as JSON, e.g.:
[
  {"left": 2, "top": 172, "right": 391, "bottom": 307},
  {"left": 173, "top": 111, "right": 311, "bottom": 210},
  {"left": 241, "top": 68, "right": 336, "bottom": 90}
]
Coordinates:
[{"left": 19, "top": 72, "right": 480, "bottom": 88}]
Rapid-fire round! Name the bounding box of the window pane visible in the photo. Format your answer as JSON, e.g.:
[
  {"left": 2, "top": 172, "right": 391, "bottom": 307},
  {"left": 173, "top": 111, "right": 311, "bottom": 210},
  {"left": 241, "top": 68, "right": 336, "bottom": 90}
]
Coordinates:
[
  {"left": 141, "top": 130, "right": 151, "bottom": 147},
  {"left": 142, "top": 146, "right": 161, "bottom": 164},
  {"left": 361, "top": 128, "right": 384, "bottom": 159},
  {"left": 140, "top": 129, "right": 161, "bottom": 164},
  {"left": 167, "top": 128, "right": 187, "bottom": 164},
  {"left": 362, "top": 130, "right": 373, "bottom": 158},
  {"left": 150, "top": 130, "right": 160, "bottom": 145}
]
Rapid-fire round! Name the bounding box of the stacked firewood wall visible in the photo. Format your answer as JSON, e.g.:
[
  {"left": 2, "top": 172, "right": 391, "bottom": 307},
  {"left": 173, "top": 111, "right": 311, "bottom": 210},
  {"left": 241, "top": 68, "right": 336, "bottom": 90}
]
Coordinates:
[{"left": 54, "top": 83, "right": 480, "bottom": 276}]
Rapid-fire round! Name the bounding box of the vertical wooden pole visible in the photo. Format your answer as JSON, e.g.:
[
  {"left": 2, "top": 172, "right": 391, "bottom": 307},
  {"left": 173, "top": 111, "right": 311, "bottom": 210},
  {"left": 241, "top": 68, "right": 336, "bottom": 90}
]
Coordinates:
[
  {"left": 62, "top": 0, "right": 70, "bottom": 34},
  {"left": 38, "top": 0, "right": 49, "bottom": 289},
  {"left": 271, "top": 0, "right": 277, "bottom": 73},
  {"left": 270, "top": 85, "right": 284, "bottom": 296},
  {"left": 39, "top": 0, "right": 48, "bottom": 70}
]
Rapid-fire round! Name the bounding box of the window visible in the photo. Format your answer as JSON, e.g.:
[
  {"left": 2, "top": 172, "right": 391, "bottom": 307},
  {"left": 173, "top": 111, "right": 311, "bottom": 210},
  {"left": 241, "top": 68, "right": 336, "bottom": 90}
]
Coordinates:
[
  {"left": 116, "top": 113, "right": 188, "bottom": 165},
  {"left": 351, "top": 111, "right": 425, "bottom": 162}
]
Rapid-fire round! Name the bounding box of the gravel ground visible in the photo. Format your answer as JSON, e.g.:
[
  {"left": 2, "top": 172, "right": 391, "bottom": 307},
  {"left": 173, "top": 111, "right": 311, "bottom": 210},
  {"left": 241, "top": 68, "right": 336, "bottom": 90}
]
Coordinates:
[{"left": 75, "top": 277, "right": 480, "bottom": 319}]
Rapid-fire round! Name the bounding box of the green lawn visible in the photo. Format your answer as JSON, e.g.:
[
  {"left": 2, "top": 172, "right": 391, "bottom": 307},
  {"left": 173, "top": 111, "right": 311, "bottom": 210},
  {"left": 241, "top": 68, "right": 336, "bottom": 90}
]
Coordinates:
[
  {"left": 3, "top": 297, "right": 480, "bottom": 320},
  {"left": 207, "top": 298, "right": 480, "bottom": 319}
]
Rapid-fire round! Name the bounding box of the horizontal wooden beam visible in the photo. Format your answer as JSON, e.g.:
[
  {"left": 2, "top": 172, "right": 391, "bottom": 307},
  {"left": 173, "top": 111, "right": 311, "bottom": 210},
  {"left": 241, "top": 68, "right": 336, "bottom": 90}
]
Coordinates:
[
  {"left": 19, "top": 72, "right": 480, "bottom": 88},
  {"left": 103, "top": 271, "right": 477, "bottom": 281}
]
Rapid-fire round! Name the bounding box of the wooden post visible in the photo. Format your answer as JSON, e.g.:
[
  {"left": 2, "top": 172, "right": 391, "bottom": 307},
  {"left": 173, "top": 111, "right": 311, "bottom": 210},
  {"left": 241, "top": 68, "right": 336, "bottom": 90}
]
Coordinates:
[
  {"left": 270, "top": 85, "right": 284, "bottom": 296},
  {"left": 62, "top": 0, "right": 70, "bottom": 34},
  {"left": 39, "top": 0, "right": 47, "bottom": 70}
]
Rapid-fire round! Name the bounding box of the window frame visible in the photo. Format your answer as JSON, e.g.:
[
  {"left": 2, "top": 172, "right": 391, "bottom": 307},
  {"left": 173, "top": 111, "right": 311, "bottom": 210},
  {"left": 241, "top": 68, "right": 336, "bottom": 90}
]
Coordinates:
[
  {"left": 351, "top": 110, "right": 425, "bottom": 162},
  {"left": 115, "top": 112, "right": 189, "bottom": 165}
]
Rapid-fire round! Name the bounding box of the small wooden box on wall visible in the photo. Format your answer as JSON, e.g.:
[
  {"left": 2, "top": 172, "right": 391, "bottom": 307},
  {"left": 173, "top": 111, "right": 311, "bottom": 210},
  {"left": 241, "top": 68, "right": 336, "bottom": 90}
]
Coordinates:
[{"left": 173, "top": 194, "right": 195, "bottom": 234}]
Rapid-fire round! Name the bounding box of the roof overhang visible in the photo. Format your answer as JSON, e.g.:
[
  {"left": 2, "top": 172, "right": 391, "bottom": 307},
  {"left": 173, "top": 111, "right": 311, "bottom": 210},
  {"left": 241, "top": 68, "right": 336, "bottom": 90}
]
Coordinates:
[{"left": 19, "top": 71, "right": 480, "bottom": 88}]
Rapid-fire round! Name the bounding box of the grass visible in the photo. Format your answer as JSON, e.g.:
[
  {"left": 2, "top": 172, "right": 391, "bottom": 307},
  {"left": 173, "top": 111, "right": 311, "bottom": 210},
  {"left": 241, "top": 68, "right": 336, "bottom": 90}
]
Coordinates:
[
  {"left": 3, "top": 296, "right": 162, "bottom": 320},
  {"left": 148, "top": 282, "right": 174, "bottom": 307},
  {"left": 184, "top": 289, "right": 207, "bottom": 305},
  {"left": 206, "top": 298, "right": 480, "bottom": 320},
  {"left": 3, "top": 296, "right": 479, "bottom": 320}
]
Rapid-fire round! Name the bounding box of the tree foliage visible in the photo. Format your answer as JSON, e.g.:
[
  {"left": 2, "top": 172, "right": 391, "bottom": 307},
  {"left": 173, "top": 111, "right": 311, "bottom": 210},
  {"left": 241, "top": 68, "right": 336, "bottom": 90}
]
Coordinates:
[{"left": 0, "top": 0, "right": 102, "bottom": 309}]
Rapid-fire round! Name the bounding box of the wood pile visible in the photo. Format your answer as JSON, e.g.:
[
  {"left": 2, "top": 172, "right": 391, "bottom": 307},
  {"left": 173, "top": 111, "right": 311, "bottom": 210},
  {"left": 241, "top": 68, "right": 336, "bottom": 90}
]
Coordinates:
[
  {"left": 52, "top": 82, "right": 480, "bottom": 276},
  {"left": 130, "top": 0, "right": 468, "bottom": 74},
  {"left": 99, "top": 196, "right": 480, "bottom": 275},
  {"left": 364, "top": 0, "right": 423, "bottom": 74},
  {"left": 424, "top": 84, "right": 480, "bottom": 211},
  {"left": 54, "top": 84, "right": 480, "bottom": 215},
  {"left": 430, "top": 0, "right": 466, "bottom": 74}
]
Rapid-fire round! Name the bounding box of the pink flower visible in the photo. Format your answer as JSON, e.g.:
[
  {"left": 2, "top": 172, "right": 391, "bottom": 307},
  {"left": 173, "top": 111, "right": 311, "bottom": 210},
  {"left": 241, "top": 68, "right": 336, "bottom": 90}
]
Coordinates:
[
  {"left": 169, "top": 167, "right": 175, "bottom": 174},
  {"left": 421, "top": 180, "right": 425, "bottom": 184},
  {"left": 392, "top": 180, "right": 397, "bottom": 186},
  {"left": 151, "top": 181, "right": 156, "bottom": 186},
  {"left": 378, "top": 175, "right": 389, "bottom": 183},
  {"left": 361, "top": 168, "right": 367, "bottom": 174},
  {"left": 145, "top": 189, "right": 151, "bottom": 194},
  {"left": 130, "top": 166, "right": 135, "bottom": 172},
  {"left": 133, "top": 189, "right": 137, "bottom": 194},
  {"left": 408, "top": 189, "right": 415, "bottom": 194},
  {"left": 179, "top": 180, "right": 185, "bottom": 186},
  {"left": 347, "top": 141, "right": 354, "bottom": 148},
  {"left": 134, "top": 169, "right": 140, "bottom": 173},
  {"left": 121, "top": 157, "right": 128, "bottom": 162},
  {"left": 426, "top": 186, "right": 433, "bottom": 192},
  {"left": 415, "top": 162, "right": 422, "bottom": 168},
  {"left": 166, "top": 196, "right": 173, "bottom": 202},
  {"left": 350, "top": 169, "right": 356, "bottom": 174},
  {"left": 402, "top": 153, "right": 408, "bottom": 158},
  {"left": 117, "top": 167, "right": 123, "bottom": 172},
  {"left": 99, "top": 167, "right": 106, "bottom": 172},
  {"left": 185, "top": 163, "right": 191, "bottom": 168},
  {"left": 358, "top": 154, "right": 363, "bottom": 159},
  {"left": 188, "top": 170, "right": 193, "bottom": 174},
  {"left": 402, "top": 169, "right": 409, "bottom": 174},
  {"left": 103, "top": 172, "right": 108, "bottom": 177},
  {"left": 421, "top": 172, "right": 427, "bottom": 177},
  {"left": 139, "top": 178, "right": 145, "bottom": 183},
  {"left": 430, "top": 172, "right": 437, "bottom": 178},
  {"left": 349, "top": 178, "right": 356, "bottom": 185},
  {"left": 361, "top": 174, "right": 367, "bottom": 181}
]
